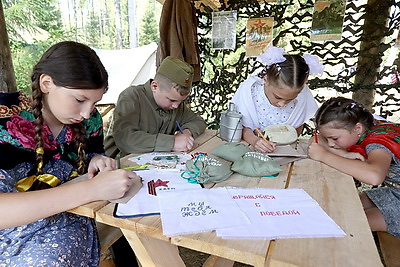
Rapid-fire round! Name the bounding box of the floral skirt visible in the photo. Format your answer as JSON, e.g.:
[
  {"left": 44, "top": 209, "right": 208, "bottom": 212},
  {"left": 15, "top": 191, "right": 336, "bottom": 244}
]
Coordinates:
[{"left": 0, "top": 212, "right": 100, "bottom": 267}]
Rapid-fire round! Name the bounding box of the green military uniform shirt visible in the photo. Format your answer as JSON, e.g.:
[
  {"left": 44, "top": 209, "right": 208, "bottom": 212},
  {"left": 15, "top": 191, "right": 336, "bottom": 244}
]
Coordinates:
[{"left": 104, "top": 80, "right": 206, "bottom": 157}]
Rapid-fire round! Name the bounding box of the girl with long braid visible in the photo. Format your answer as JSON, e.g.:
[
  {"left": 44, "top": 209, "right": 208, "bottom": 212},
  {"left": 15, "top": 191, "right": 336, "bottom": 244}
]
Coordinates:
[
  {"left": 232, "top": 45, "right": 324, "bottom": 153},
  {"left": 308, "top": 96, "right": 400, "bottom": 237},
  {"left": 0, "top": 41, "right": 137, "bottom": 265}
]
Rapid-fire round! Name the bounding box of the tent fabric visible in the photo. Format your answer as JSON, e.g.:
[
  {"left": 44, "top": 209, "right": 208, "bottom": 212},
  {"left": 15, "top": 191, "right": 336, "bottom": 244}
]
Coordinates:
[{"left": 93, "top": 42, "right": 157, "bottom": 104}]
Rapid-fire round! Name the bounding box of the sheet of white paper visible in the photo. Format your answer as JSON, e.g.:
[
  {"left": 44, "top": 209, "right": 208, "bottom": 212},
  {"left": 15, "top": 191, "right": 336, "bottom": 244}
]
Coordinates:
[
  {"left": 128, "top": 152, "right": 192, "bottom": 171},
  {"left": 157, "top": 187, "right": 251, "bottom": 237},
  {"left": 114, "top": 170, "right": 202, "bottom": 217},
  {"left": 217, "top": 188, "right": 345, "bottom": 239}
]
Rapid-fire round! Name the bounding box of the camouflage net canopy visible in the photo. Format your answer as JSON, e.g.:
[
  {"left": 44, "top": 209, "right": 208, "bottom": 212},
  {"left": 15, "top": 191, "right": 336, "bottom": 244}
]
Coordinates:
[{"left": 190, "top": 0, "right": 400, "bottom": 134}]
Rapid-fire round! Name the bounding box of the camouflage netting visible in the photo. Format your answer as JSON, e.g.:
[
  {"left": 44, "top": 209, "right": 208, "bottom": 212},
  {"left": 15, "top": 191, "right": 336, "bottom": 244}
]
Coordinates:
[{"left": 190, "top": 0, "right": 400, "bottom": 135}]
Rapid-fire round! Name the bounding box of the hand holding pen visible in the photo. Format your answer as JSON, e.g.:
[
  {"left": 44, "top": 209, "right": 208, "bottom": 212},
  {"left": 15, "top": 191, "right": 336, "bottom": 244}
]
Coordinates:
[
  {"left": 174, "top": 121, "right": 194, "bottom": 151},
  {"left": 116, "top": 154, "right": 145, "bottom": 182},
  {"left": 313, "top": 129, "right": 319, "bottom": 143},
  {"left": 175, "top": 121, "right": 184, "bottom": 134},
  {"left": 308, "top": 129, "right": 329, "bottom": 161},
  {"left": 116, "top": 154, "right": 121, "bottom": 169},
  {"left": 254, "top": 128, "right": 276, "bottom": 153}
]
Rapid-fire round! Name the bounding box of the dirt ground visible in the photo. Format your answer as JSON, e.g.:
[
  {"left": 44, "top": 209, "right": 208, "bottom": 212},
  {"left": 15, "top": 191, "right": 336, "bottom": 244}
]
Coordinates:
[
  {"left": 179, "top": 247, "right": 210, "bottom": 266},
  {"left": 179, "top": 247, "right": 251, "bottom": 267}
]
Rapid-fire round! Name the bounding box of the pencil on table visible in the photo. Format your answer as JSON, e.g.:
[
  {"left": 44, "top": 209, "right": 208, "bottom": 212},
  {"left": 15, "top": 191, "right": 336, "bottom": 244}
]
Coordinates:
[{"left": 255, "top": 128, "right": 272, "bottom": 145}]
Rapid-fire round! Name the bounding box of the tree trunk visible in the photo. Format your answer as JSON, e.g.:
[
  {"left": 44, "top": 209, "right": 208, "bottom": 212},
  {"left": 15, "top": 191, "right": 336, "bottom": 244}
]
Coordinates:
[
  {"left": 73, "top": 0, "right": 78, "bottom": 39},
  {"left": 0, "top": 1, "right": 16, "bottom": 93},
  {"left": 104, "top": 1, "right": 113, "bottom": 48},
  {"left": 114, "top": 0, "right": 123, "bottom": 49},
  {"left": 352, "top": 0, "right": 391, "bottom": 111},
  {"left": 128, "top": 0, "right": 137, "bottom": 48}
]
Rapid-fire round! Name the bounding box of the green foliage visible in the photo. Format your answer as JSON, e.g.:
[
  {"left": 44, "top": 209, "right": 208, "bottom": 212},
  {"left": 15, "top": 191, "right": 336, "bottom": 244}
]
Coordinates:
[
  {"left": 139, "top": 1, "right": 159, "bottom": 46},
  {"left": 10, "top": 42, "right": 39, "bottom": 95},
  {"left": 86, "top": 10, "right": 102, "bottom": 47},
  {"left": 11, "top": 30, "right": 77, "bottom": 95},
  {"left": 3, "top": 0, "right": 61, "bottom": 41},
  {"left": 4, "top": 0, "right": 65, "bottom": 94},
  {"left": 4, "top": 0, "right": 163, "bottom": 95},
  {"left": 36, "top": 1, "right": 63, "bottom": 32}
]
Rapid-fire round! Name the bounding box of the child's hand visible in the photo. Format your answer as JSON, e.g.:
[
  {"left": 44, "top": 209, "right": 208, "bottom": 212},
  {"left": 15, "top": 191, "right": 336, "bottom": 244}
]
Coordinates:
[
  {"left": 173, "top": 132, "right": 194, "bottom": 152},
  {"left": 342, "top": 151, "right": 366, "bottom": 161},
  {"left": 87, "top": 155, "right": 117, "bottom": 178},
  {"left": 253, "top": 137, "right": 276, "bottom": 153},
  {"left": 307, "top": 142, "right": 327, "bottom": 161},
  {"left": 88, "top": 167, "right": 137, "bottom": 201}
]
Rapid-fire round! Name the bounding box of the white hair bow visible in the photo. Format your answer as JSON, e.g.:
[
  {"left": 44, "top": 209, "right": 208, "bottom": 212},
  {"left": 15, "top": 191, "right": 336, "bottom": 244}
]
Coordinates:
[
  {"left": 257, "top": 45, "right": 286, "bottom": 66},
  {"left": 303, "top": 54, "right": 324, "bottom": 76}
]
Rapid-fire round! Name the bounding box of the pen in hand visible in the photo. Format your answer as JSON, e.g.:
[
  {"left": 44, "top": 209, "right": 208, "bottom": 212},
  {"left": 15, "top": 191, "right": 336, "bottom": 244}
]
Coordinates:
[
  {"left": 116, "top": 154, "right": 121, "bottom": 169},
  {"left": 255, "top": 128, "right": 272, "bottom": 145},
  {"left": 314, "top": 129, "right": 319, "bottom": 143},
  {"left": 175, "top": 121, "right": 184, "bottom": 134}
]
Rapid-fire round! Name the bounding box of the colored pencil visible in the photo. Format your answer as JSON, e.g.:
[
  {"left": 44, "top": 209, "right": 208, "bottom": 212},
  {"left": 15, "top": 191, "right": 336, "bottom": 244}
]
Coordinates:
[
  {"left": 255, "top": 128, "right": 272, "bottom": 145},
  {"left": 175, "top": 121, "right": 184, "bottom": 134},
  {"left": 116, "top": 154, "right": 121, "bottom": 169},
  {"left": 314, "top": 129, "right": 319, "bottom": 143}
]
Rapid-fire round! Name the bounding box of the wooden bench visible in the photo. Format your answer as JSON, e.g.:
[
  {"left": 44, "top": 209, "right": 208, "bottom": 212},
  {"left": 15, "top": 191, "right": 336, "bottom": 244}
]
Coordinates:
[{"left": 377, "top": 231, "right": 400, "bottom": 267}]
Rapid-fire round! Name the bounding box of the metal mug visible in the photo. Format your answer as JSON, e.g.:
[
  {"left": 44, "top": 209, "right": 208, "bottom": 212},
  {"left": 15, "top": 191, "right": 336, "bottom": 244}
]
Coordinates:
[{"left": 219, "top": 102, "right": 243, "bottom": 142}]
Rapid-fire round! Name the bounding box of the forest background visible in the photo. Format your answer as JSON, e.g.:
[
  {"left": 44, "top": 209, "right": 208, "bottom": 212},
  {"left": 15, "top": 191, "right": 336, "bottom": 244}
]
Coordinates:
[{"left": 3, "top": 0, "right": 162, "bottom": 96}]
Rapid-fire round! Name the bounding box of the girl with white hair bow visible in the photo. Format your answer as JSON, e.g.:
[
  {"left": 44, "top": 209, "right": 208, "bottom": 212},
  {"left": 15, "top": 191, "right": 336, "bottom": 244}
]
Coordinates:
[{"left": 232, "top": 45, "right": 324, "bottom": 153}]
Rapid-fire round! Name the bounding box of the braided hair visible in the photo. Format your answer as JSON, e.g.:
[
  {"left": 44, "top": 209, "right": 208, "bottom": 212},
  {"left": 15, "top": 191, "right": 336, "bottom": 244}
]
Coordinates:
[
  {"left": 29, "top": 41, "right": 108, "bottom": 190},
  {"left": 258, "top": 54, "right": 310, "bottom": 91},
  {"left": 314, "top": 97, "right": 374, "bottom": 131}
]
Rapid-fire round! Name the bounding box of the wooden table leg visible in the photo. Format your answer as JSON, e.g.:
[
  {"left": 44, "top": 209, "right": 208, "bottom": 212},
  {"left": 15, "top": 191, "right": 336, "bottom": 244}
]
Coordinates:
[
  {"left": 121, "top": 229, "right": 186, "bottom": 267},
  {"left": 203, "top": 255, "right": 235, "bottom": 267}
]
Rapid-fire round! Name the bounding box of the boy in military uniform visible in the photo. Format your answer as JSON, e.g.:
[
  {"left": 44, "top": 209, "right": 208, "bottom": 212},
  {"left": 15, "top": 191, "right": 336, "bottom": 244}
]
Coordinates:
[{"left": 105, "top": 56, "right": 206, "bottom": 157}]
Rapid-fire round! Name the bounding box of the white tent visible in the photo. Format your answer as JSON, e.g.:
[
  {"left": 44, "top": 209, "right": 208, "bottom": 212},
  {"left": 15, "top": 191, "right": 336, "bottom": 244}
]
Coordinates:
[{"left": 93, "top": 42, "right": 157, "bottom": 104}]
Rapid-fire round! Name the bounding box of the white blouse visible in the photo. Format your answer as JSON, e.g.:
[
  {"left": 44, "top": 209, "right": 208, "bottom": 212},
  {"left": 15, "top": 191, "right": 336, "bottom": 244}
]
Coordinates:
[
  {"left": 232, "top": 75, "right": 318, "bottom": 130},
  {"left": 251, "top": 82, "right": 297, "bottom": 129}
]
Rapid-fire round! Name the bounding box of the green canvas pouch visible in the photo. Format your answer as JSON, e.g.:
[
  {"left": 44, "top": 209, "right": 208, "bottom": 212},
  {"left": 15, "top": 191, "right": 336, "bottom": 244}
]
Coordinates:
[
  {"left": 182, "top": 155, "right": 233, "bottom": 184},
  {"left": 231, "top": 152, "right": 283, "bottom": 177},
  {"left": 210, "top": 142, "right": 252, "bottom": 162}
]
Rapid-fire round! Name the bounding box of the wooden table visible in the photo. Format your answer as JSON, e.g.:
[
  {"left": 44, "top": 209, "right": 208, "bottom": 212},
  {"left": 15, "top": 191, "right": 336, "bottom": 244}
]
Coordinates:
[
  {"left": 70, "top": 130, "right": 383, "bottom": 267},
  {"left": 68, "top": 129, "right": 217, "bottom": 217}
]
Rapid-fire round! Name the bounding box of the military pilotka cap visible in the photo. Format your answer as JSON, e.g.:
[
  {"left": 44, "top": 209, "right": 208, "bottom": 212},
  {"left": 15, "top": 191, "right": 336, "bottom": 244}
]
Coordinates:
[{"left": 157, "top": 56, "right": 194, "bottom": 88}]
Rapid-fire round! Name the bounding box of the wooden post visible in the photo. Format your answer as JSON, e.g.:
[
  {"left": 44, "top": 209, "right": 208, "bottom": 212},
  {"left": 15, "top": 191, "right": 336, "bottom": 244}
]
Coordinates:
[{"left": 0, "top": 0, "right": 17, "bottom": 93}]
